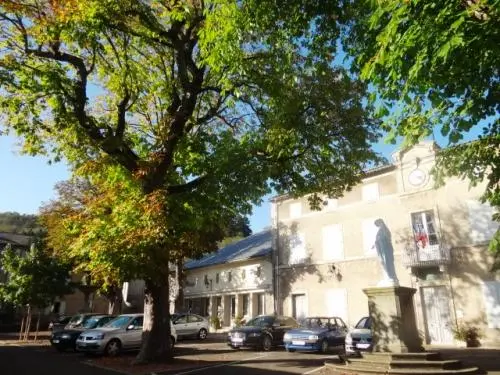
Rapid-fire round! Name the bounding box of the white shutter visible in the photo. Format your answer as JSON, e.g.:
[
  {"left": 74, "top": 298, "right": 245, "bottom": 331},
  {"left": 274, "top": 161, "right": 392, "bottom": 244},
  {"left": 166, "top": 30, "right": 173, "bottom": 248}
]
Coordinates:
[
  {"left": 362, "top": 218, "right": 379, "bottom": 255},
  {"left": 362, "top": 183, "right": 379, "bottom": 202},
  {"left": 467, "top": 200, "right": 498, "bottom": 244},
  {"left": 289, "top": 202, "right": 302, "bottom": 219},
  {"left": 482, "top": 281, "right": 500, "bottom": 329},
  {"left": 289, "top": 232, "right": 306, "bottom": 264},
  {"left": 326, "top": 289, "right": 348, "bottom": 322},
  {"left": 322, "top": 224, "right": 344, "bottom": 260}
]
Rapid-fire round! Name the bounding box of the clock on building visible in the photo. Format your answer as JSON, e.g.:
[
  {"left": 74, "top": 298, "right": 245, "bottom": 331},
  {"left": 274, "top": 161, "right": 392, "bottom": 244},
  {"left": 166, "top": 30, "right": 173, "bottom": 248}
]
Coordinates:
[{"left": 408, "top": 168, "right": 427, "bottom": 187}]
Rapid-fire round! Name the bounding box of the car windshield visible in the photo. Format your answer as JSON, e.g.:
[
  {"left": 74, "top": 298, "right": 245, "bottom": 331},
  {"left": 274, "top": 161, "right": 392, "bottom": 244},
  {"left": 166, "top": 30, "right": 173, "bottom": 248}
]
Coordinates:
[
  {"left": 355, "top": 317, "right": 371, "bottom": 329},
  {"left": 301, "top": 318, "right": 330, "bottom": 329},
  {"left": 81, "top": 316, "right": 104, "bottom": 329},
  {"left": 104, "top": 316, "right": 133, "bottom": 328},
  {"left": 245, "top": 316, "right": 274, "bottom": 327},
  {"left": 68, "top": 315, "right": 84, "bottom": 325}
]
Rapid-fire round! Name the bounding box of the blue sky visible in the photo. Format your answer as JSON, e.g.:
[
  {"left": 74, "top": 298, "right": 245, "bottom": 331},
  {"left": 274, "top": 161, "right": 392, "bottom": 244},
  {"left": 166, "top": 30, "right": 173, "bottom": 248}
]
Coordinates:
[{"left": 0, "top": 132, "right": 461, "bottom": 233}]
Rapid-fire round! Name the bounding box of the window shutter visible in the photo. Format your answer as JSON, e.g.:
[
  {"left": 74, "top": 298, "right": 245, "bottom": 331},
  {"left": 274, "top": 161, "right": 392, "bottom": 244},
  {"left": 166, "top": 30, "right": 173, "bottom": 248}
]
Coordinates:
[
  {"left": 362, "top": 183, "right": 380, "bottom": 202},
  {"left": 325, "top": 289, "right": 348, "bottom": 323},
  {"left": 289, "top": 233, "right": 306, "bottom": 264},
  {"left": 482, "top": 281, "right": 500, "bottom": 329},
  {"left": 322, "top": 224, "right": 344, "bottom": 260},
  {"left": 467, "top": 200, "right": 498, "bottom": 244}
]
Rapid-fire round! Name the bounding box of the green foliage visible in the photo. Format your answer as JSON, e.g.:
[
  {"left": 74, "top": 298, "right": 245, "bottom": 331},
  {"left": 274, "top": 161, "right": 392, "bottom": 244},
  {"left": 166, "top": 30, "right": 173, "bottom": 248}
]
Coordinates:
[
  {"left": 344, "top": 0, "right": 500, "bottom": 265},
  {"left": 0, "top": 240, "right": 74, "bottom": 309},
  {"left": 452, "top": 321, "right": 482, "bottom": 346},
  {"left": 0, "top": 212, "right": 41, "bottom": 234}
]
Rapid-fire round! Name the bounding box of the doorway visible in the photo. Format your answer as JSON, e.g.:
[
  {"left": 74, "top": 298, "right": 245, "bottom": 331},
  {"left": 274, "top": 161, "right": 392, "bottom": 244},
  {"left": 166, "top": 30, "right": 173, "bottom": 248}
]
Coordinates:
[
  {"left": 292, "top": 293, "right": 307, "bottom": 322},
  {"left": 421, "top": 286, "right": 454, "bottom": 344}
]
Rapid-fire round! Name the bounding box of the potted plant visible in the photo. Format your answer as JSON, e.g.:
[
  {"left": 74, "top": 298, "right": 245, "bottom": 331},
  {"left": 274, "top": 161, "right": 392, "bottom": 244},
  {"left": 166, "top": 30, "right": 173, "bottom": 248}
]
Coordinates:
[
  {"left": 452, "top": 322, "right": 482, "bottom": 348},
  {"left": 233, "top": 314, "right": 245, "bottom": 327},
  {"left": 210, "top": 315, "right": 222, "bottom": 330}
]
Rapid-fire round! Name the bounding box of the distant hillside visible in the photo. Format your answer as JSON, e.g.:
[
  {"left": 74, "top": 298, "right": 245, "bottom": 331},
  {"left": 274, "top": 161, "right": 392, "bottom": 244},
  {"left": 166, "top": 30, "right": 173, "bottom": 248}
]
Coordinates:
[{"left": 0, "top": 212, "right": 42, "bottom": 234}]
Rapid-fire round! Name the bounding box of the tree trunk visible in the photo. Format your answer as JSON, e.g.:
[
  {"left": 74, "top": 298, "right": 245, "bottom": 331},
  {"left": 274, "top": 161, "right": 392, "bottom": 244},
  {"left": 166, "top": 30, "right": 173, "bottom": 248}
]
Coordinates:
[
  {"left": 18, "top": 315, "right": 25, "bottom": 341},
  {"left": 108, "top": 290, "right": 122, "bottom": 315},
  {"left": 135, "top": 277, "right": 173, "bottom": 364},
  {"left": 24, "top": 305, "right": 32, "bottom": 341}
]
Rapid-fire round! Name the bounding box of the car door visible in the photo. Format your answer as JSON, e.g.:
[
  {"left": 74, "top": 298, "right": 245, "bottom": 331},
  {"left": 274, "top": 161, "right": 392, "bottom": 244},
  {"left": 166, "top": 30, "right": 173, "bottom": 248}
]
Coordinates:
[
  {"left": 332, "top": 317, "right": 347, "bottom": 346},
  {"left": 125, "top": 316, "right": 143, "bottom": 349},
  {"left": 187, "top": 314, "right": 203, "bottom": 336},
  {"left": 272, "top": 317, "right": 291, "bottom": 345},
  {"left": 173, "top": 314, "right": 189, "bottom": 336}
]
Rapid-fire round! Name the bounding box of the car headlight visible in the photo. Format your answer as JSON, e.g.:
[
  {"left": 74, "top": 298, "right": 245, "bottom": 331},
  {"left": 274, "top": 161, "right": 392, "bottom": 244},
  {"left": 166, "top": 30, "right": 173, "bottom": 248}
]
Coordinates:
[
  {"left": 283, "top": 333, "right": 291, "bottom": 340},
  {"left": 308, "top": 335, "right": 319, "bottom": 341},
  {"left": 345, "top": 333, "right": 352, "bottom": 344},
  {"left": 61, "top": 334, "right": 71, "bottom": 339},
  {"left": 94, "top": 333, "right": 105, "bottom": 340}
]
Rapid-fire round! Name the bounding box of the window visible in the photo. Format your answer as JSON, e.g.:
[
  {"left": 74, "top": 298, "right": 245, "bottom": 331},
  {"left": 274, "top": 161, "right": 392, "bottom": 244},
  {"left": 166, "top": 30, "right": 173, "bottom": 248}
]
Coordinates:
[
  {"left": 411, "top": 210, "right": 439, "bottom": 249},
  {"left": 175, "top": 315, "right": 187, "bottom": 324},
  {"left": 362, "top": 218, "right": 379, "bottom": 255},
  {"left": 241, "top": 269, "right": 246, "bottom": 280},
  {"left": 188, "top": 314, "right": 203, "bottom": 323},
  {"left": 289, "top": 232, "right": 306, "bottom": 264},
  {"left": 482, "top": 281, "right": 500, "bottom": 329},
  {"left": 467, "top": 200, "right": 498, "bottom": 244},
  {"left": 230, "top": 296, "right": 236, "bottom": 318},
  {"left": 256, "top": 266, "right": 262, "bottom": 278},
  {"left": 322, "top": 224, "right": 344, "bottom": 260},
  {"left": 325, "top": 289, "right": 348, "bottom": 323},
  {"left": 215, "top": 273, "right": 219, "bottom": 283},
  {"left": 362, "top": 183, "right": 379, "bottom": 202},
  {"left": 227, "top": 271, "right": 232, "bottom": 282},
  {"left": 289, "top": 202, "right": 302, "bottom": 219},
  {"left": 257, "top": 293, "right": 265, "bottom": 315},
  {"left": 242, "top": 294, "right": 249, "bottom": 316},
  {"left": 131, "top": 316, "right": 143, "bottom": 328}
]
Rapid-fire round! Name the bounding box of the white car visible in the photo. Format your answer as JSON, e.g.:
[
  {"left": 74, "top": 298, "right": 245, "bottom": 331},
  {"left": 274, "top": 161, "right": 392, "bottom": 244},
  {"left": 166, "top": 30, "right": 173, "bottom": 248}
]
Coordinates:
[
  {"left": 345, "top": 316, "right": 372, "bottom": 356},
  {"left": 76, "top": 313, "right": 177, "bottom": 356},
  {"left": 172, "top": 313, "right": 209, "bottom": 340}
]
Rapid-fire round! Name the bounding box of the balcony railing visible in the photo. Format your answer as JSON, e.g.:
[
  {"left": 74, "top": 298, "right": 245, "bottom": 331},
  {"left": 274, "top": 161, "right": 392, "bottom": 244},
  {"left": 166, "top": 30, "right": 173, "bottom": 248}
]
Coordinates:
[{"left": 402, "top": 243, "right": 451, "bottom": 268}]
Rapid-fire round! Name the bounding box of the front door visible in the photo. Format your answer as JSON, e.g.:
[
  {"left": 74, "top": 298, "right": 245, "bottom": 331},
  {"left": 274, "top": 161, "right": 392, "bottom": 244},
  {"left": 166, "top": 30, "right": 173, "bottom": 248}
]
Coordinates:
[
  {"left": 422, "top": 286, "right": 454, "bottom": 344},
  {"left": 292, "top": 294, "right": 307, "bottom": 322}
]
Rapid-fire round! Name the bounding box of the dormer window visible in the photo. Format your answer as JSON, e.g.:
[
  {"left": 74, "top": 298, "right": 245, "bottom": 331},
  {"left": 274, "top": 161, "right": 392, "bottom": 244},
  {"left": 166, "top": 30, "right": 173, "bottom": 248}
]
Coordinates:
[
  {"left": 215, "top": 273, "right": 220, "bottom": 284},
  {"left": 227, "top": 271, "right": 232, "bottom": 282},
  {"left": 242, "top": 269, "right": 246, "bottom": 280},
  {"left": 256, "top": 266, "right": 262, "bottom": 278}
]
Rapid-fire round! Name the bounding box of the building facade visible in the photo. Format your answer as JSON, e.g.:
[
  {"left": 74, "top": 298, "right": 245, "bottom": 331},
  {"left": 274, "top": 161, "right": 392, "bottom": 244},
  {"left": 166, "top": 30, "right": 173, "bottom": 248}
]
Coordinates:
[
  {"left": 183, "top": 230, "right": 274, "bottom": 329},
  {"left": 272, "top": 142, "right": 500, "bottom": 346}
]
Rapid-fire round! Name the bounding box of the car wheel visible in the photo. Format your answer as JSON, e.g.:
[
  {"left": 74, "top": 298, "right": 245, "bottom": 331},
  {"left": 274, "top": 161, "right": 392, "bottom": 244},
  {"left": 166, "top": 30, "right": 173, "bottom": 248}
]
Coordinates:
[
  {"left": 105, "top": 339, "right": 121, "bottom": 357},
  {"left": 261, "top": 335, "right": 272, "bottom": 351},
  {"left": 320, "top": 339, "right": 329, "bottom": 354},
  {"left": 198, "top": 328, "right": 208, "bottom": 340}
]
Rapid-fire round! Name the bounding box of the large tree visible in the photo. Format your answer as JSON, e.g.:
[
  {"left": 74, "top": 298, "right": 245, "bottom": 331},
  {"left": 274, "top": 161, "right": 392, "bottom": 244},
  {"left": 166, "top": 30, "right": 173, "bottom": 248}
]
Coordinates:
[
  {"left": 343, "top": 0, "right": 500, "bottom": 266},
  {"left": 0, "top": 0, "right": 381, "bottom": 362}
]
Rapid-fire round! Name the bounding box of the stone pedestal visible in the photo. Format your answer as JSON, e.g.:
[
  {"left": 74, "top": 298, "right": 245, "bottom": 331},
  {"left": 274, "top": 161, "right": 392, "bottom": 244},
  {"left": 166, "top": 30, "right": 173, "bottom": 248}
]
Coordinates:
[{"left": 363, "top": 286, "right": 423, "bottom": 353}]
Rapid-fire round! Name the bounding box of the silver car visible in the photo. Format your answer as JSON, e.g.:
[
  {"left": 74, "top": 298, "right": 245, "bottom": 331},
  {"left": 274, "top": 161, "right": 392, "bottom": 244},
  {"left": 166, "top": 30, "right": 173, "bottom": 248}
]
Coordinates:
[
  {"left": 345, "top": 316, "right": 372, "bottom": 356},
  {"left": 76, "top": 313, "right": 177, "bottom": 356},
  {"left": 172, "top": 313, "right": 209, "bottom": 340}
]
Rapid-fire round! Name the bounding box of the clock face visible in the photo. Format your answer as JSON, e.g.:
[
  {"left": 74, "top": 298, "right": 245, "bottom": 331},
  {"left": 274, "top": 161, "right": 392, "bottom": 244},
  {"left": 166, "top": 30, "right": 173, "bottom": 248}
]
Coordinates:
[{"left": 408, "top": 169, "right": 427, "bottom": 187}]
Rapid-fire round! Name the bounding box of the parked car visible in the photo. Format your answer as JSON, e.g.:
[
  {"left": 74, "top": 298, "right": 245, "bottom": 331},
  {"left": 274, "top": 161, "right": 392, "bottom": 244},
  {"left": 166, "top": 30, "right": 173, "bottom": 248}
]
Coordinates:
[
  {"left": 345, "top": 316, "right": 372, "bottom": 356},
  {"left": 76, "top": 313, "right": 177, "bottom": 356},
  {"left": 283, "top": 316, "right": 348, "bottom": 353},
  {"left": 50, "top": 315, "right": 115, "bottom": 352},
  {"left": 48, "top": 316, "right": 72, "bottom": 332},
  {"left": 171, "top": 313, "right": 209, "bottom": 340},
  {"left": 227, "top": 314, "right": 299, "bottom": 351},
  {"left": 65, "top": 313, "right": 103, "bottom": 329}
]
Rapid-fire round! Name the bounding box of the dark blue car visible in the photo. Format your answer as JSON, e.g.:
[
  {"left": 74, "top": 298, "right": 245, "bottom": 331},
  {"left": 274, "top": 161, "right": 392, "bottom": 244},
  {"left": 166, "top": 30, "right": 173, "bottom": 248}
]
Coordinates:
[{"left": 283, "top": 316, "right": 348, "bottom": 353}]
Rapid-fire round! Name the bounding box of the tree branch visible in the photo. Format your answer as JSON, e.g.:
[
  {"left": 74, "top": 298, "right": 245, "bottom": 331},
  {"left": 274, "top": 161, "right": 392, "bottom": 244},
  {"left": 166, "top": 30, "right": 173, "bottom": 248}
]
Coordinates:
[{"left": 167, "top": 175, "right": 207, "bottom": 195}]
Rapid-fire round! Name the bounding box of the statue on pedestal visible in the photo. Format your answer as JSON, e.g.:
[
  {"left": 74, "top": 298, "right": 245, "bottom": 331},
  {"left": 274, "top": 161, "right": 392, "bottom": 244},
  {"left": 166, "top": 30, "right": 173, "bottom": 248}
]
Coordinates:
[{"left": 373, "top": 219, "right": 399, "bottom": 287}]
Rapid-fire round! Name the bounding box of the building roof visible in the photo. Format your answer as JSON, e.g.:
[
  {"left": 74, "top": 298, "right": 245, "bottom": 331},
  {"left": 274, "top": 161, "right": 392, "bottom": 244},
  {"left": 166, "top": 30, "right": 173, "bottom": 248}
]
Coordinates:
[
  {"left": 184, "top": 229, "right": 272, "bottom": 270},
  {"left": 0, "top": 232, "right": 33, "bottom": 247}
]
